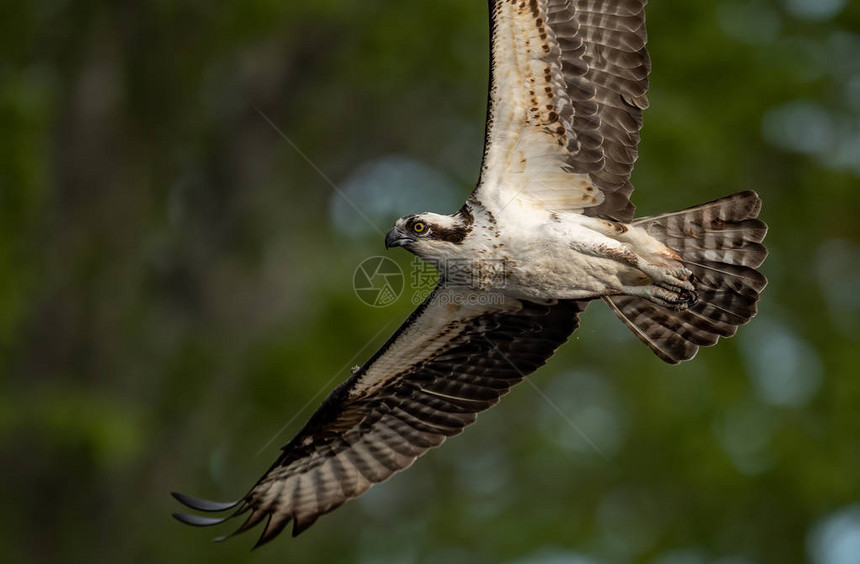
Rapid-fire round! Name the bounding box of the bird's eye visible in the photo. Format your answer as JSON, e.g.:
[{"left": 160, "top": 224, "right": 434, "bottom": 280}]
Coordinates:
[{"left": 413, "top": 222, "right": 426, "bottom": 234}]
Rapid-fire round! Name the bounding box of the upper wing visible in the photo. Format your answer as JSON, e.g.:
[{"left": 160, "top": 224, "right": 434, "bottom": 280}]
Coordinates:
[
  {"left": 173, "top": 287, "right": 588, "bottom": 546},
  {"left": 474, "top": 0, "right": 649, "bottom": 222}
]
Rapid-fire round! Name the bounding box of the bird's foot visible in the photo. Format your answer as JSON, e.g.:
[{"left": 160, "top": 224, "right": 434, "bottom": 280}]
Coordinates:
[
  {"left": 633, "top": 259, "right": 698, "bottom": 310},
  {"left": 624, "top": 283, "right": 698, "bottom": 311},
  {"left": 637, "top": 259, "right": 696, "bottom": 293},
  {"left": 649, "top": 285, "right": 698, "bottom": 310}
]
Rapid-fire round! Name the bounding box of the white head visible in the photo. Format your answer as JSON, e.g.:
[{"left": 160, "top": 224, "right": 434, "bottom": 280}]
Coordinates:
[{"left": 384, "top": 208, "right": 474, "bottom": 262}]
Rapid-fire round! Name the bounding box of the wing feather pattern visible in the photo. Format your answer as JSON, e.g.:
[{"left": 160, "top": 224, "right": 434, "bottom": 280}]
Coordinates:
[
  {"left": 173, "top": 287, "right": 588, "bottom": 545},
  {"left": 474, "top": 0, "right": 649, "bottom": 222}
]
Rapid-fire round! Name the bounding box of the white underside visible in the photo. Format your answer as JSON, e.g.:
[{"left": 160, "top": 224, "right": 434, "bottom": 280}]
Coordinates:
[{"left": 441, "top": 203, "right": 670, "bottom": 301}]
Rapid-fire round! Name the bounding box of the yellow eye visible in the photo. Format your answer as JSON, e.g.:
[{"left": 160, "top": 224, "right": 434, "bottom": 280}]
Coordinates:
[{"left": 413, "top": 222, "right": 426, "bottom": 234}]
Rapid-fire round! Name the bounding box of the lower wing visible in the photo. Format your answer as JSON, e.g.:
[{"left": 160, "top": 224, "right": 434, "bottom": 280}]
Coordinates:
[{"left": 173, "top": 286, "right": 589, "bottom": 546}]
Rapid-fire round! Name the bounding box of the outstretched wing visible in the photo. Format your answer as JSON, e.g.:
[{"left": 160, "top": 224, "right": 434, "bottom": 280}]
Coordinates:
[
  {"left": 474, "top": 0, "right": 649, "bottom": 222},
  {"left": 173, "top": 287, "right": 588, "bottom": 546}
]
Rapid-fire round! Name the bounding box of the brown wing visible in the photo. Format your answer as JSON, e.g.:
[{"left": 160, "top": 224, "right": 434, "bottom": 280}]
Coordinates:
[
  {"left": 173, "top": 287, "right": 588, "bottom": 546},
  {"left": 567, "top": 0, "right": 650, "bottom": 221},
  {"left": 474, "top": 0, "right": 649, "bottom": 222}
]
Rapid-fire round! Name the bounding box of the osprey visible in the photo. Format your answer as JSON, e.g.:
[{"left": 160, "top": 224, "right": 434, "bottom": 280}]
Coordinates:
[{"left": 174, "top": 0, "right": 767, "bottom": 546}]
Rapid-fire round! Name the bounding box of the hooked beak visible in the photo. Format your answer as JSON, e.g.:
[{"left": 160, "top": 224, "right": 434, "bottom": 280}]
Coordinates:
[{"left": 384, "top": 227, "right": 414, "bottom": 250}]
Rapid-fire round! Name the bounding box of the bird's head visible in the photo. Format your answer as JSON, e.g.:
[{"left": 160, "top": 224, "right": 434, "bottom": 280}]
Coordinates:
[{"left": 385, "top": 209, "right": 473, "bottom": 261}]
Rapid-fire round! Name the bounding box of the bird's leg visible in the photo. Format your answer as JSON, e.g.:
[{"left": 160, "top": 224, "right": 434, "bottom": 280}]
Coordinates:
[{"left": 570, "top": 224, "right": 697, "bottom": 308}]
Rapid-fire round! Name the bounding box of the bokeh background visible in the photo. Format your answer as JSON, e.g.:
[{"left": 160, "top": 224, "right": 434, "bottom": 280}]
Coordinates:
[{"left": 2, "top": 0, "right": 860, "bottom": 562}]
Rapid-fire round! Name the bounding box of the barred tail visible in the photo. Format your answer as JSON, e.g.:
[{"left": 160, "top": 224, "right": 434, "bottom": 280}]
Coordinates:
[{"left": 604, "top": 190, "right": 768, "bottom": 364}]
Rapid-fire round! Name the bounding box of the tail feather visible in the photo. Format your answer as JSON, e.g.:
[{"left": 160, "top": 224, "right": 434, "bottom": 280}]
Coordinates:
[
  {"left": 605, "top": 191, "right": 768, "bottom": 364},
  {"left": 604, "top": 297, "right": 712, "bottom": 363},
  {"left": 686, "top": 261, "right": 767, "bottom": 297}
]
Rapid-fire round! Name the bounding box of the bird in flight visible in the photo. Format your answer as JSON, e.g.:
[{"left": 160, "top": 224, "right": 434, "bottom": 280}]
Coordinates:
[{"left": 173, "top": 0, "right": 767, "bottom": 546}]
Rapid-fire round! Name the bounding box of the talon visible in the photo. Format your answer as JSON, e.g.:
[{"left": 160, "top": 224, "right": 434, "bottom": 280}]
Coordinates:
[{"left": 679, "top": 289, "right": 698, "bottom": 306}]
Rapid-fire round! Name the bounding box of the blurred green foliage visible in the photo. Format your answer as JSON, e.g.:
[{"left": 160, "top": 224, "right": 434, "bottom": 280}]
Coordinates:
[{"left": 1, "top": 1, "right": 859, "bottom": 563}]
